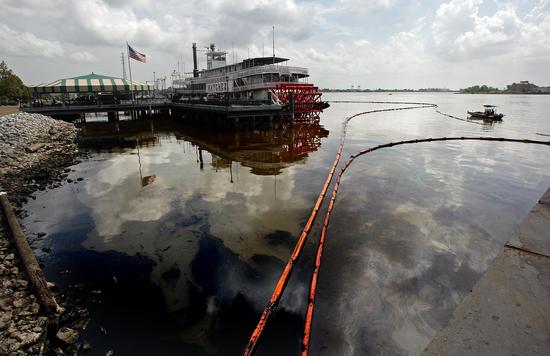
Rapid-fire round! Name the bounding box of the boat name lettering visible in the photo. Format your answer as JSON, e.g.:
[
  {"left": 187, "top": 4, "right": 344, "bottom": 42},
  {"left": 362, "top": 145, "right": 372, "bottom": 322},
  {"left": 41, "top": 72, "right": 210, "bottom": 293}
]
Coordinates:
[{"left": 207, "top": 82, "right": 228, "bottom": 93}]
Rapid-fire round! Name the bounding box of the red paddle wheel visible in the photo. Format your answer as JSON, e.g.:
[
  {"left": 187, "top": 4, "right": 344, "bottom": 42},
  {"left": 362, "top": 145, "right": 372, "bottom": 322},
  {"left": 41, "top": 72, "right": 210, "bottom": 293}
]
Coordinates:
[
  {"left": 279, "top": 123, "right": 329, "bottom": 161},
  {"left": 272, "top": 83, "right": 326, "bottom": 122}
]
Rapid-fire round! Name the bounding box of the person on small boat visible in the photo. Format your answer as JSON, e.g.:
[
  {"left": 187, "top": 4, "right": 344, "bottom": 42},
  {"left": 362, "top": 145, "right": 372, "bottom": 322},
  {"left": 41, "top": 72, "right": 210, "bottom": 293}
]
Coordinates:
[{"left": 467, "top": 105, "right": 503, "bottom": 120}]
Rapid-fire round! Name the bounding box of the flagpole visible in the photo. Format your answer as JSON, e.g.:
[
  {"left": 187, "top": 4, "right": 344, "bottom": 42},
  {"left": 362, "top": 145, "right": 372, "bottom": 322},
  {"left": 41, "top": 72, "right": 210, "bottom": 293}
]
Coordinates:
[{"left": 126, "top": 42, "right": 135, "bottom": 104}]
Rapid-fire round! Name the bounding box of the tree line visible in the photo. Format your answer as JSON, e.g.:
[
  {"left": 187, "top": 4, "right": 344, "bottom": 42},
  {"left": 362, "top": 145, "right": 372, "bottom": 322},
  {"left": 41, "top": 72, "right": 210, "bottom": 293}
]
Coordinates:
[
  {"left": 0, "top": 61, "right": 28, "bottom": 105},
  {"left": 460, "top": 82, "right": 550, "bottom": 94},
  {"left": 460, "top": 85, "right": 501, "bottom": 94}
]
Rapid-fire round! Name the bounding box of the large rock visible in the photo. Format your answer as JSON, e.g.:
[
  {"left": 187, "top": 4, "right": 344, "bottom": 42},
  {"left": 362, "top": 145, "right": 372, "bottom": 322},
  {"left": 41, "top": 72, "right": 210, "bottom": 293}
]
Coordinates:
[
  {"left": 26, "top": 143, "right": 46, "bottom": 153},
  {"left": 16, "top": 331, "right": 41, "bottom": 346},
  {"left": 56, "top": 326, "right": 79, "bottom": 344}
]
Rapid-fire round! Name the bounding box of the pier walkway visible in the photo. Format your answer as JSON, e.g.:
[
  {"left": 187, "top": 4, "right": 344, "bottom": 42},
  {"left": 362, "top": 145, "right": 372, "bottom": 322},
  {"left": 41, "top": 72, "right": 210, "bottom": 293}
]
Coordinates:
[
  {"left": 20, "top": 101, "right": 284, "bottom": 118},
  {"left": 423, "top": 186, "right": 550, "bottom": 355},
  {"left": 21, "top": 102, "right": 169, "bottom": 115}
]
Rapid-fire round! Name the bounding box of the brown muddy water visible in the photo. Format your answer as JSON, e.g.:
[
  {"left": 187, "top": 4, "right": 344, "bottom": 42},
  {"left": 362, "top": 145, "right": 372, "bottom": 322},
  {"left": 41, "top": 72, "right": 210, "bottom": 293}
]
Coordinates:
[{"left": 22, "top": 93, "right": 550, "bottom": 355}]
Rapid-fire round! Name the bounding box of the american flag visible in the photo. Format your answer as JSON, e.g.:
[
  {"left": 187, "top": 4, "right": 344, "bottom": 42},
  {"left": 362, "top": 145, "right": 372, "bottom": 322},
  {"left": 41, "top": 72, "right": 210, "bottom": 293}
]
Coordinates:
[{"left": 128, "top": 44, "right": 146, "bottom": 63}]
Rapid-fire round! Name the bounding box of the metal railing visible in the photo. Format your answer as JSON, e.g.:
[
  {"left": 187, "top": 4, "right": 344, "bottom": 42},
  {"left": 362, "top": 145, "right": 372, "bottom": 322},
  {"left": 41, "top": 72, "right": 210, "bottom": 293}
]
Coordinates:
[
  {"left": 173, "top": 98, "right": 272, "bottom": 106},
  {"left": 23, "top": 97, "right": 170, "bottom": 108},
  {"left": 237, "top": 65, "right": 308, "bottom": 77},
  {"left": 194, "top": 65, "right": 308, "bottom": 82},
  {"left": 178, "top": 80, "right": 311, "bottom": 94}
]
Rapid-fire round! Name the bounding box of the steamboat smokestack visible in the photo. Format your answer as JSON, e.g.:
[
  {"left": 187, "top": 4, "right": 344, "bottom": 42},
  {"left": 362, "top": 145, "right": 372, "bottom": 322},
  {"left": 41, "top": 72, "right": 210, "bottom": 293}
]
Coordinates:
[{"left": 192, "top": 42, "right": 198, "bottom": 78}]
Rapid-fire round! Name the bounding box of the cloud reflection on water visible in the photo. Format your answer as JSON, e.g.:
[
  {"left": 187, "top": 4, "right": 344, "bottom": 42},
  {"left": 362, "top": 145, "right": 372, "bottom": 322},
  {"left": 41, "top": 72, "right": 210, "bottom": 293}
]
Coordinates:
[
  {"left": 310, "top": 130, "right": 550, "bottom": 355},
  {"left": 21, "top": 93, "right": 550, "bottom": 355},
  {"left": 76, "top": 120, "right": 329, "bottom": 313}
]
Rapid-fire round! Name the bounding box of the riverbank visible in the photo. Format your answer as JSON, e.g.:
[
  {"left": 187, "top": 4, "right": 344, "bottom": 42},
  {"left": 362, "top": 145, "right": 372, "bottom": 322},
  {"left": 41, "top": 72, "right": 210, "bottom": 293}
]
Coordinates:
[
  {"left": 0, "top": 106, "right": 19, "bottom": 117},
  {"left": 0, "top": 112, "right": 81, "bottom": 354},
  {"left": 0, "top": 112, "right": 79, "bottom": 206},
  {"left": 422, "top": 187, "right": 550, "bottom": 355}
]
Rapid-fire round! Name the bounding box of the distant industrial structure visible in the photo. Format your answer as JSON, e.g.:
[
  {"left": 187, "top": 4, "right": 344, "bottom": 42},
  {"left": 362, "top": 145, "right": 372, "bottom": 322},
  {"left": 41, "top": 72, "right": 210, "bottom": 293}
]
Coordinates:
[
  {"left": 506, "top": 81, "right": 550, "bottom": 94},
  {"left": 460, "top": 81, "right": 550, "bottom": 94}
]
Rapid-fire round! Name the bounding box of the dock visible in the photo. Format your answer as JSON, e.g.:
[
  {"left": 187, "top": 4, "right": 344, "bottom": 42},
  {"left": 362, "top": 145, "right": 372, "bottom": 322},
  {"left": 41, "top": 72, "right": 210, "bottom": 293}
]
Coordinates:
[
  {"left": 21, "top": 100, "right": 286, "bottom": 120},
  {"left": 422, "top": 187, "right": 550, "bottom": 355},
  {"left": 172, "top": 102, "right": 283, "bottom": 118},
  {"left": 21, "top": 102, "right": 171, "bottom": 116}
]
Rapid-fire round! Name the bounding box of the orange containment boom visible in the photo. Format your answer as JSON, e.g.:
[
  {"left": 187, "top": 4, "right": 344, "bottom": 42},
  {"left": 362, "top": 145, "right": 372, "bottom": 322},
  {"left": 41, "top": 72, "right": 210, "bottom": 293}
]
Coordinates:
[
  {"left": 300, "top": 136, "right": 550, "bottom": 355},
  {"left": 243, "top": 101, "right": 438, "bottom": 356}
]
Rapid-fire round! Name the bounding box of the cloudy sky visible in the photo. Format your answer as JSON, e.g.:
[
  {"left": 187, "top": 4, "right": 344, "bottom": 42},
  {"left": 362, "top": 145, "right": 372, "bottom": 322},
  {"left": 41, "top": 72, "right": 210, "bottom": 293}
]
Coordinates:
[{"left": 1, "top": 0, "right": 549, "bottom": 89}]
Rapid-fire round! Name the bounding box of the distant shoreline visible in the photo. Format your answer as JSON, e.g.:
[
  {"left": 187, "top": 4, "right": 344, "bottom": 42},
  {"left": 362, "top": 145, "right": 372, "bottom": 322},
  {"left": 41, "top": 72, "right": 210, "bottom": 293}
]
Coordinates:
[
  {"left": 320, "top": 89, "right": 457, "bottom": 93},
  {"left": 320, "top": 90, "right": 550, "bottom": 95},
  {"left": 457, "top": 92, "right": 550, "bottom": 95}
]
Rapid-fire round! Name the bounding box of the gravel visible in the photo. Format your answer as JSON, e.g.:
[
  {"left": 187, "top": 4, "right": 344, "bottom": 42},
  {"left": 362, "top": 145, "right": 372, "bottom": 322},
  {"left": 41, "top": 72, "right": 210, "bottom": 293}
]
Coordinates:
[
  {"left": 0, "top": 113, "right": 80, "bottom": 207},
  {"left": 0, "top": 220, "right": 49, "bottom": 355},
  {"left": 0, "top": 113, "right": 77, "bottom": 172},
  {"left": 0, "top": 112, "right": 81, "bottom": 355}
]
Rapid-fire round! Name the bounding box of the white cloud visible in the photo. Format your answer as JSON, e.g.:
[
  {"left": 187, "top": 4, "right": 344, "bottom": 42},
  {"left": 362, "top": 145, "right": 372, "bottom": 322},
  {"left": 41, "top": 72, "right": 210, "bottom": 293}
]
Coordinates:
[
  {"left": 338, "top": 0, "right": 395, "bottom": 14},
  {"left": 521, "top": 0, "right": 550, "bottom": 55},
  {"left": 0, "top": 24, "right": 64, "bottom": 58},
  {"left": 456, "top": 6, "right": 520, "bottom": 53},
  {"left": 71, "top": 0, "right": 145, "bottom": 45},
  {"left": 70, "top": 51, "right": 97, "bottom": 62},
  {"left": 353, "top": 39, "right": 371, "bottom": 47},
  {"left": 103, "top": 0, "right": 151, "bottom": 7},
  {"left": 64, "top": 0, "right": 196, "bottom": 53},
  {"left": 203, "top": 0, "right": 315, "bottom": 47},
  {"left": 2, "top": 0, "right": 550, "bottom": 88},
  {"left": 0, "top": 0, "right": 66, "bottom": 18},
  {"left": 287, "top": 30, "right": 428, "bottom": 85},
  {"left": 432, "top": 0, "right": 550, "bottom": 61}
]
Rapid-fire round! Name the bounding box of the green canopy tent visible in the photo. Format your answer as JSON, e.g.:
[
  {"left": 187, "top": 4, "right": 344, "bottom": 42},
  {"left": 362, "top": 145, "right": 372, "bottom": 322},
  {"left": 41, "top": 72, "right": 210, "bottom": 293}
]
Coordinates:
[{"left": 28, "top": 73, "right": 152, "bottom": 94}]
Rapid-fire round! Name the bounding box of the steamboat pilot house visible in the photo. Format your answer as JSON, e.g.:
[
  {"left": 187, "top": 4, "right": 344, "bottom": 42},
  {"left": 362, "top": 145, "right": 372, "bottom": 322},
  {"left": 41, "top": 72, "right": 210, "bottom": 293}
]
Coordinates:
[{"left": 178, "top": 43, "right": 325, "bottom": 119}]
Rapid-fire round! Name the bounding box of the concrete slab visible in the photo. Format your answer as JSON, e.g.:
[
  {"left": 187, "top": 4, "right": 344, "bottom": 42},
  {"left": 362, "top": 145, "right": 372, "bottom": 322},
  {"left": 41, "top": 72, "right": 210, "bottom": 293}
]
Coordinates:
[
  {"left": 422, "top": 187, "right": 550, "bottom": 356},
  {"left": 422, "top": 248, "right": 550, "bottom": 355},
  {"left": 539, "top": 188, "right": 550, "bottom": 205},
  {"left": 507, "top": 187, "right": 550, "bottom": 258}
]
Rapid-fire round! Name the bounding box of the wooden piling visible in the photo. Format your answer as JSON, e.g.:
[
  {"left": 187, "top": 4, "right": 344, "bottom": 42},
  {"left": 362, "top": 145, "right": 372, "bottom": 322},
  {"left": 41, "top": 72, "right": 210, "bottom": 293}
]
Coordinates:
[{"left": 0, "top": 192, "right": 63, "bottom": 314}]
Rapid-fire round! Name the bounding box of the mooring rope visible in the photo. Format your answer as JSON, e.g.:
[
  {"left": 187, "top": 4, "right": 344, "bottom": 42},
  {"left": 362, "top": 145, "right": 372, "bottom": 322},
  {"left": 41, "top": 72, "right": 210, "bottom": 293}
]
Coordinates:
[
  {"left": 330, "top": 102, "right": 485, "bottom": 126},
  {"left": 243, "top": 101, "right": 436, "bottom": 356},
  {"left": 328, "top": 100, "right": 436, "bottom": 105},
  {"left": 300, "top": 136, "right": 550, "bottom": 355},
  {"left": 435, "top": 110, "right": 484, "bottom": 125}
]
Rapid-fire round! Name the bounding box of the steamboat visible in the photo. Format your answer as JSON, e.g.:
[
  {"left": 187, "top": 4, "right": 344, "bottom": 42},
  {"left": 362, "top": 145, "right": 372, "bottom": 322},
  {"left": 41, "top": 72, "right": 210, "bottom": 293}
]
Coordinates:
[{"left": 174, "top": 43, "right": 328, "bottom": 121}]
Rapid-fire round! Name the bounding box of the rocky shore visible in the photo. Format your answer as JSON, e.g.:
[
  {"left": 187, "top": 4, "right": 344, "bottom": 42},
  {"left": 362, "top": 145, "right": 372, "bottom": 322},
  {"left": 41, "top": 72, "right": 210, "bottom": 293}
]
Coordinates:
[
  {"left": 0, "top": 219, "right": 48, "bottom": 355},
  {"left": 0, "top": 112, "right": 79, "bottom": 206},
  {"left": 0, "top": 112, "right": 80, "bottom": 355}
]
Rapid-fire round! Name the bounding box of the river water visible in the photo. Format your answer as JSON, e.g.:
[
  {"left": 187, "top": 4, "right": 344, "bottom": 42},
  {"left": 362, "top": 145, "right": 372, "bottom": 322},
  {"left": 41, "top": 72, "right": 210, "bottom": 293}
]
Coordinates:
[{"left": 22, "top": 93, "right": 550, "bottom": 355}]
